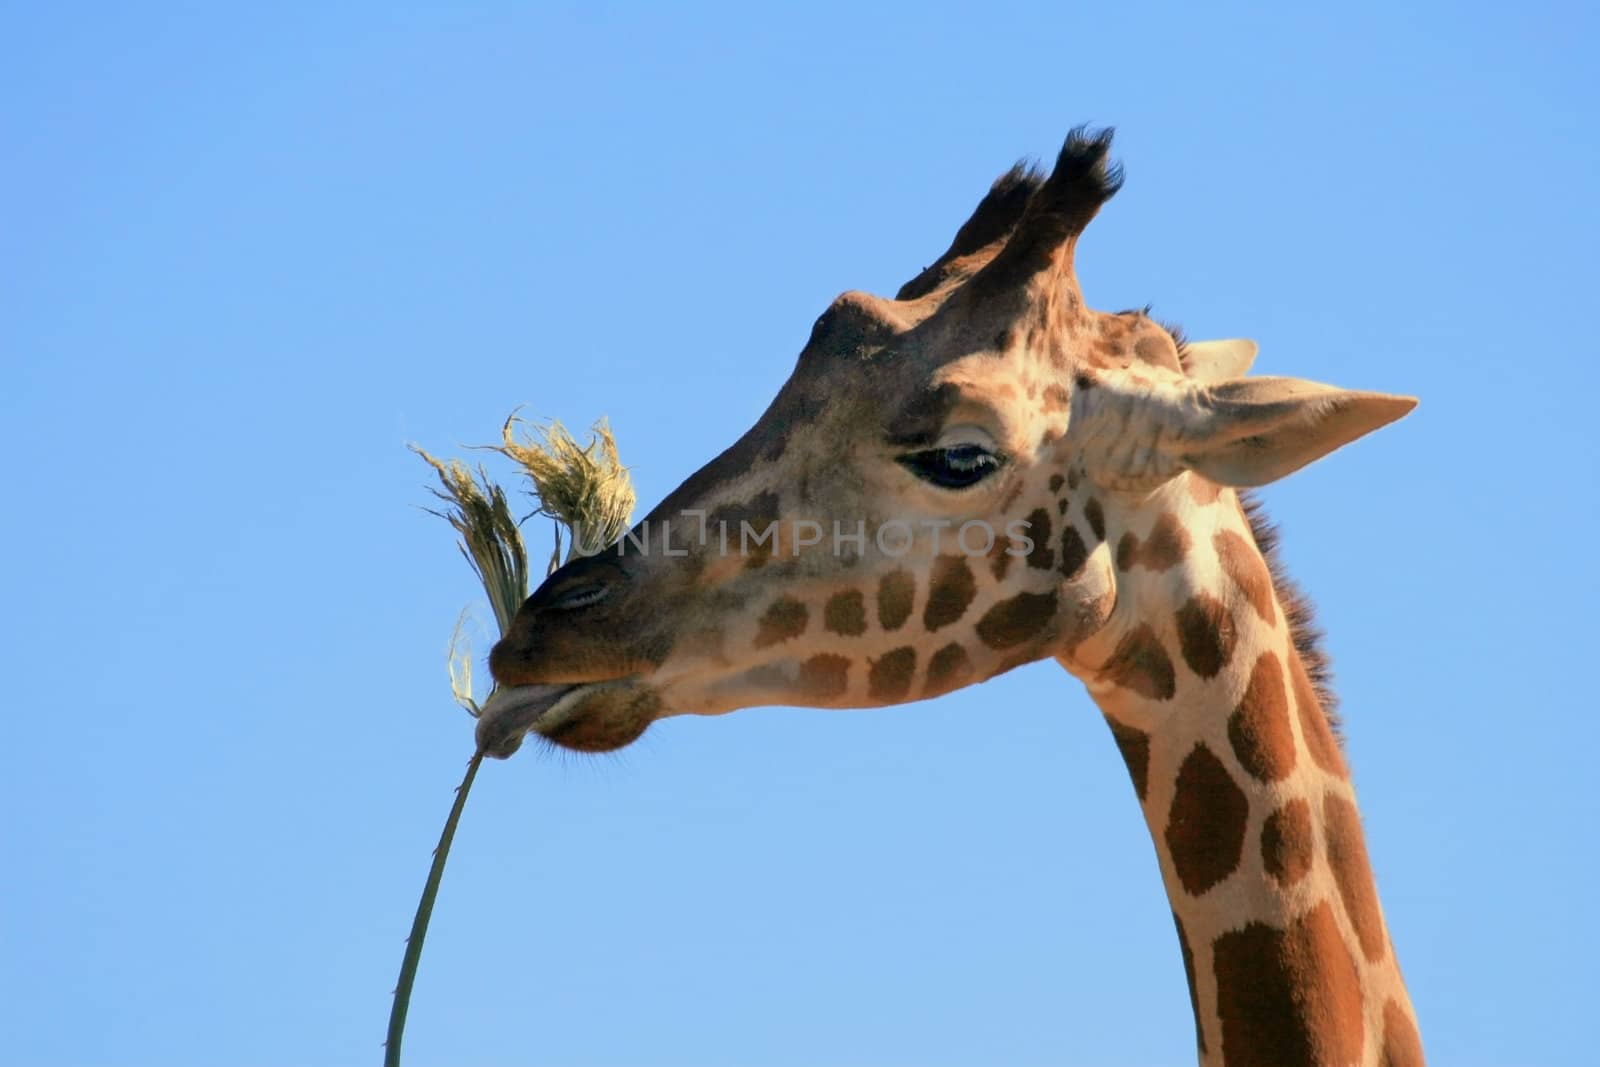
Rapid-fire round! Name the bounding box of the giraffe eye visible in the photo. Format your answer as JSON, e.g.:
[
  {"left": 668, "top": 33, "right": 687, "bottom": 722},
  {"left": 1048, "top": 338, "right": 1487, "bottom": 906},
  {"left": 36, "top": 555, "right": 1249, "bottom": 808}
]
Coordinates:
[
  {"left": 548, "top": 583, "right": 610, "bottom": 611},
  {"left": 898, "top": 443, "right": 1004, "bottom": 490}
]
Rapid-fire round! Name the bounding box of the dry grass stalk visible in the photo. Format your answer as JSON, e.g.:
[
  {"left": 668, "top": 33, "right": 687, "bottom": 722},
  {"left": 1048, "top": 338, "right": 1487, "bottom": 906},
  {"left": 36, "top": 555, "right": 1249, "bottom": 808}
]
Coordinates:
[
  {"left": 387, "top": 414, "right": 636, "bottom": 1067},
  {"left": 412, "top": 447, "right": 529, "bottom": 641}
]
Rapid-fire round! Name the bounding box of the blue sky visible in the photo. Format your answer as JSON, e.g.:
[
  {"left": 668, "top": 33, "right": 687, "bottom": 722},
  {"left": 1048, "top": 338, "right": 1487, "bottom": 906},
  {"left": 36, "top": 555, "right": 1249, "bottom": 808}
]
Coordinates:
[{"left": 3, "top": 3, "right": 1595, "bottom": 1064}]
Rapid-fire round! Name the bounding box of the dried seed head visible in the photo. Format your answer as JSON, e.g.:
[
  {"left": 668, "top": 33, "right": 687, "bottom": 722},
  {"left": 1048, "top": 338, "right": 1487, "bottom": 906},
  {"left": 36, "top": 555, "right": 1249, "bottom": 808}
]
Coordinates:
[
  {"left": 416, "top": 412, "right": 636, "bottom": 717},
  {"left": 413, "top": 446, "right": 529, "bottom": 640},
  {"left": 496, "top": 414, "right": 636, "bottom": 567}
]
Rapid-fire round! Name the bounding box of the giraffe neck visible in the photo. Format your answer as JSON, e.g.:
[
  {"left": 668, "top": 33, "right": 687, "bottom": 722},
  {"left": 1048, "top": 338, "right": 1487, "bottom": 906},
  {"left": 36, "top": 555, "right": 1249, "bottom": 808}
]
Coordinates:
[{"left": 1062, "top": 485, "right": 1423, "bottom": 1066}]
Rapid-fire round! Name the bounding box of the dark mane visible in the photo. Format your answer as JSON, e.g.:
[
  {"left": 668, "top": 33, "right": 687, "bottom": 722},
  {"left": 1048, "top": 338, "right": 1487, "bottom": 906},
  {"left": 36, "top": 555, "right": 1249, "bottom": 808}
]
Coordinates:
[{"left": 1240, "top": 492, "right": 1342, "bottom": 740}]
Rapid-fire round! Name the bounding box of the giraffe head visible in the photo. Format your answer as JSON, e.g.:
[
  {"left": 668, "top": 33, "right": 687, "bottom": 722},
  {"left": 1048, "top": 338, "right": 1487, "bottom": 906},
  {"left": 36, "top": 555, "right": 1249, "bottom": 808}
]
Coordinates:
[{"left": 481, "top": 128, "right": 1414, "bottom": 755}]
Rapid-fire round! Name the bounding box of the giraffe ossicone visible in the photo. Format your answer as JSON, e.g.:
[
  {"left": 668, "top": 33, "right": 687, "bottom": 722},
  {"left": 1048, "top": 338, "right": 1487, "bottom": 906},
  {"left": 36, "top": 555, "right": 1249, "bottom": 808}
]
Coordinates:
[{"left": 482, "top": 127, "right": 1424, "bottom": 1066}]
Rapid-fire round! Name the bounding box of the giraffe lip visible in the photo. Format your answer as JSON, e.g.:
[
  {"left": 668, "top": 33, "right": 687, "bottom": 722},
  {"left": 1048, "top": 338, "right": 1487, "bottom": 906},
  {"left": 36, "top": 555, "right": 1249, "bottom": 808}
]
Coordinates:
[{"left": 476, "top": 683, "right": 581, "bottom": 757}]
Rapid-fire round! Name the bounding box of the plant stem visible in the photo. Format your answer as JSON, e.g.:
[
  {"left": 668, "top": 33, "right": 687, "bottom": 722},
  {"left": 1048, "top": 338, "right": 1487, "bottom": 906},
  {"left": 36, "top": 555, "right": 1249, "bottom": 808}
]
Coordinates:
[{"left": 384, "top": 748, "right": 485, "bottom": 1067}]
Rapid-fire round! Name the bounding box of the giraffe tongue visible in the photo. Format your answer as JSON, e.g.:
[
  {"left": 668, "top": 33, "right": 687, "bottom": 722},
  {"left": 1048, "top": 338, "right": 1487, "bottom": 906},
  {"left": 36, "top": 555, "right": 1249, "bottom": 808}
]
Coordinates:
[{"left": 475, "top": 683, "right": 576, "bottom": 758}]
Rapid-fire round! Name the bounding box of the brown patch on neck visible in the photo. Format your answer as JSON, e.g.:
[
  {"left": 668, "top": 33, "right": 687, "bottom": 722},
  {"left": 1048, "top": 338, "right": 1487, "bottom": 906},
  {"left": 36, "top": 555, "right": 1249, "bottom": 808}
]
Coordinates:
[
  {"left": 1082, "top": 496, "right": 1106, "bottom": 541},
  {"left": 1059, "top": 525, "right": 1089, "bottom": 579},
  {"left": 1172, "top": 912, "right": 1207, "bottom": 1055},
  {"left": 1211, "top": 900, "right": 1365, "bottom": 1067},
  {"left": 1103, "top": 623, "right": 1177, "bottom": 700},
  {"left": 1022, "top": 508, "right": 1055, "bottom": 569},
  {"left": 1323, "top": 792, "right": 1389, "bottom": 962},
  {"left": 1260, "top": 797, "right": 1314, "bottom": 887},
  {"left": 1174, "top": 593, "right": 1238, "bottom": 680},
  {"left": 1291, "top": 652, "right": 1348, "bottom": 778},
  {"left": 1381, "top": 998, "right": 1425, "bottom": 1066},
  {"left": 1164, "top": 742, "right": 1249, "bottom": 896},
  {"left": 1104, "top": 715, "right": 1151, "bottom": 802},
  {"left": 1116, "top": 513, "right": 1191, "bottom": 572},
  {"left": 1214, "top": 529, "right": 1276, "bottom": 626},
  {"left": 1227, "top": 651, "right": 1297, "bottom": 783},
  {"left": 1142, "top": 512, "right": 1190, "bottom": 569},
  {"left": 1241, "top": 493, "right": 1341, "bottom": 741},
  {"left": 1115, "top": 531, "right": 1138, "bottom": 571},
  {"left": 1187, "top": 474, "right": 1223, "bottom": 506}
]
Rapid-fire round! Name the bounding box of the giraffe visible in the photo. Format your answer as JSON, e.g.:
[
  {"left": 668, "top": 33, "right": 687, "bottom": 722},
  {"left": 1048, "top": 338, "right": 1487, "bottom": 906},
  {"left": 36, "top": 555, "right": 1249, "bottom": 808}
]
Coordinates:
[{"left": 480, "top": 128, "right": 1424, "bottom": 1066}]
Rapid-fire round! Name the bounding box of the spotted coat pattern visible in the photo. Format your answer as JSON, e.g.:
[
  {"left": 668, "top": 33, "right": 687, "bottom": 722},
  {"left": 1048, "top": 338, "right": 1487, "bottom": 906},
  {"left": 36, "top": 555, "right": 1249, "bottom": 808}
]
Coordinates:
[{"left": 484, "top": 129, "right": 1422, "bottom": 1065}]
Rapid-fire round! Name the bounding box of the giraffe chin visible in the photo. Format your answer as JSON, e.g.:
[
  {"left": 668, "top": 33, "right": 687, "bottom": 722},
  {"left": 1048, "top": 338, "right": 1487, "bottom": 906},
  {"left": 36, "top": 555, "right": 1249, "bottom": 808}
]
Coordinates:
[{"left": 476, "top": 678, "right": 661, "bottom": 757}]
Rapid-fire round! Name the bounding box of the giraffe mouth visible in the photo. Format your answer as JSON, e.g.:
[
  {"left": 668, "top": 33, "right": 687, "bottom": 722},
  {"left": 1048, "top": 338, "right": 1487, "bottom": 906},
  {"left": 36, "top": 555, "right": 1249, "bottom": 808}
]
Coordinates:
[
  {"left": 476, "top": 678, "right": 663, "bottom": 755},
  {"left": 475, "top": 683, "right": 583, "bottom": 757}
]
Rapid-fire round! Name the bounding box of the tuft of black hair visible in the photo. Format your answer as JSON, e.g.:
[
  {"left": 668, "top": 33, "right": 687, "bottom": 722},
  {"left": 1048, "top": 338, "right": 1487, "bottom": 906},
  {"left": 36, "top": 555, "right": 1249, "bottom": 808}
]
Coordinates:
[
  {"left": 948, "top": 162, "right": 1045, "bottom": 261},
  {"left": 1240, "top": 492, "right": 1343, "bottom": 742},
  {"left": 967, "top": 125, "right": 1124, "bottom": 295},
  {"left": 1030, "top": 125, "right": 1125, "bottom": 239}
]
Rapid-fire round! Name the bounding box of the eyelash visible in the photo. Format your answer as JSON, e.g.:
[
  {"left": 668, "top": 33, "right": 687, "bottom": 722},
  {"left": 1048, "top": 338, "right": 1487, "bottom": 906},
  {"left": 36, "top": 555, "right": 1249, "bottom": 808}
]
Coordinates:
[
  {"left": 548, "top": 584, "right": 609, "bottom": 611},
  {"left": 897, "top": 443, "right": 1005, "bottom": 490}
]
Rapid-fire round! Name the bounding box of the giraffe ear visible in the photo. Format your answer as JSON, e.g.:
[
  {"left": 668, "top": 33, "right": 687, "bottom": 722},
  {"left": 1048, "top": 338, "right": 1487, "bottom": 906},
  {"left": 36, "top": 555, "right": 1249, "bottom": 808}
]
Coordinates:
[
  {"left": 1167, "top": 376, "right": 1417, "bottom": 488},
  {"left": 1184, "top": 339, "right": 1257, "bottom": 382}
]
